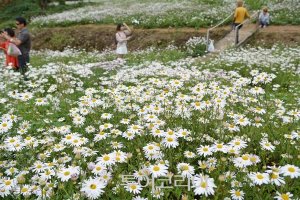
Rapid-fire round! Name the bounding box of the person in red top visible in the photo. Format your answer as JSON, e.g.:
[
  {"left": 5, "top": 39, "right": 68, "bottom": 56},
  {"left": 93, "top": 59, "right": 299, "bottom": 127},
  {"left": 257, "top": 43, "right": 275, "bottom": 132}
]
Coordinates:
[{"left": 0, "top": 28, "right": 19, "bottom": 69}]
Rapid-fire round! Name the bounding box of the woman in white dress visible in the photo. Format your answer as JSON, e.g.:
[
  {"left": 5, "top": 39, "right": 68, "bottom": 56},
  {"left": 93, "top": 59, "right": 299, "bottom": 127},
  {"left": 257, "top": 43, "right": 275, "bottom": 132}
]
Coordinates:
[{"left": 116, "top": 23, "right": 132, "bottom": 59}]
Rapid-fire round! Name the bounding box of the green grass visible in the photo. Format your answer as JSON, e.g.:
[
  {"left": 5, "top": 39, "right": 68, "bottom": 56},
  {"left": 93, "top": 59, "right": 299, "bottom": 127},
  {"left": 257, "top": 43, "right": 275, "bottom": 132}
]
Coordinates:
[
  {"left": 0, "top": 0, "right": 94, "bottom": 29},
  {"left": 0, "top": 44, "right": 300, "bottom": 199}
]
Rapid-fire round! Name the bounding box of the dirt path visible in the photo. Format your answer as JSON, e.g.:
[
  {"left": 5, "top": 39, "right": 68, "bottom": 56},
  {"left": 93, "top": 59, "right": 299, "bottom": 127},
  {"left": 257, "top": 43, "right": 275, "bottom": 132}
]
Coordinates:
[
  {"left": 31, "top": 24, "right": 230, "bottom": 51},
  {"left": 31, "top": 24, "right": 300, "bottom": 51},
  {"left": 251, "top": 25, "right": 300, "bottom": 45}
]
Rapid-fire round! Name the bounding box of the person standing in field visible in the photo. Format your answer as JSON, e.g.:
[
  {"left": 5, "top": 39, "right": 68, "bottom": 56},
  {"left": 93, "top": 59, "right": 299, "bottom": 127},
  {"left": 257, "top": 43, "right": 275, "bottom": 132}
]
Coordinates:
[
  {"left": 0, "top": 28, "right": 19, "bottom": 69},
  {"left": 233, "top": 0, "right": 250, "bottom": 29},
  {"left": 259, "top": 7, "right": 270, "bottom": 28},
  {"left": 233, "top": 0, "right": 250, "bottom": 43},
  {"left": 2, "top": 17, "right": 31, "bottom": 75},
  {"left": 115, "top": 23, "right": 132, "bottom": 60}
]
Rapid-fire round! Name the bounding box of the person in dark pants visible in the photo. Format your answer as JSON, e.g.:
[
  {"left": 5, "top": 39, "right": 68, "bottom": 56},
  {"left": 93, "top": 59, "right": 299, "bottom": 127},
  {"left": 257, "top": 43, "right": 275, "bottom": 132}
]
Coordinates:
[
  {"left": 3, "top": 17, "right": 31, "bottom": 76},
  {"left": 233, "top": 0, "right": 250, "bottom": 43}
]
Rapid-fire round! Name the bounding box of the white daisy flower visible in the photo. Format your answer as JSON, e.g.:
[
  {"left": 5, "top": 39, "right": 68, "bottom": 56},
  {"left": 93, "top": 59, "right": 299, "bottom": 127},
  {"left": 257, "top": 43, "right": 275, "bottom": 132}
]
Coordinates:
[
  {"left": 274, "top": 191, "right": 293, "bottom": 200},
  {"left": 81, "top": 178, "right": 106, "bottom": 199},
  {"left": 230, "top": 189, "right": 244, "bottom": 200},
  {"left": 125, "top": 182, "right": 142, "bottom": 194},
  {"left": 193, "top": 174, "right": 216, "bottom": 196},
  {"left": 177, "top": 163, "right": 195, "bottom": 178},
  {"left": 248, "top": 172, "right": 270, "bottom": 185},
  {"left": 149, "top": 164, "right": 168, "bottom": 178},
  {"left": 197, "top": 145, "right": 213, "bottom": 157},
  {"left": 280, "top": 164, "right": 300, "bottom": 178}
]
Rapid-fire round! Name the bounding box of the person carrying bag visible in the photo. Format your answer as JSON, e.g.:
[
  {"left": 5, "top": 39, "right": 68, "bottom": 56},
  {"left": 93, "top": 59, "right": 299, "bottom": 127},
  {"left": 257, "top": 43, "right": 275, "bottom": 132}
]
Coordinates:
[
  {"left": 7, "top": 42, "right": 22, "bottom": 57},
  {"left": 0, "top": 28, "right": 19, "bottom": 69}
]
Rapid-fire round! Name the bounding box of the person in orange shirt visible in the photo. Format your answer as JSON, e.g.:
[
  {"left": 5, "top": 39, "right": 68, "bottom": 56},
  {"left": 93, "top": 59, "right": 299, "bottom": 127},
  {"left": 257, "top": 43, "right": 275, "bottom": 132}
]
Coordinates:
[
  {"left": 233, "top": 0, "right": 250, "bottom": 30},
  {"left": 0, "top": 28, "right": 19, "bottom": 69}
]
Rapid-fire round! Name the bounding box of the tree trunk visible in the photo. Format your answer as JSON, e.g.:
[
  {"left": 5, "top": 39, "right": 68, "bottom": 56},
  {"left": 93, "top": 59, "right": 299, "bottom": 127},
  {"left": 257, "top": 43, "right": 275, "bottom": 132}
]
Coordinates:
[
  {"left": 38, "top": 0, "right": 48, "bottom": 10},
  {"left": 58, "top": 0, "right": 66, "bottom": 5}
]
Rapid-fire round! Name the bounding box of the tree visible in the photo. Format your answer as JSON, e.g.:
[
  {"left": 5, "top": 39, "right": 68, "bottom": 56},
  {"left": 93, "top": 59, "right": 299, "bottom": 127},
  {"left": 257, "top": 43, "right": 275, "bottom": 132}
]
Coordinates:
[
  {"left": 38, "top": 0, "right": 48, "bottom": 10},
  {"left": 58, "top": 0, "right": 65, "bottom": 5}
]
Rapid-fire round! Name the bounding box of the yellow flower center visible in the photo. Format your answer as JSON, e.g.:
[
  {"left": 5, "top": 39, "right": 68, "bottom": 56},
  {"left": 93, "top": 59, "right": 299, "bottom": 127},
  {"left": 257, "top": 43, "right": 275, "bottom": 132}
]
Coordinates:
[
  {"left": 130, "top": 185, "right": 137, "bottom": 190},
  {"left": 5, "top": 180, "right": 11, "bottom": 186},
  {"left": 99, "top": 131, "right": 105, "bottom": 135},
  {"left": 167, "top": 131, "right": 174, "bottom": 135},
  {"left": 281, "top": 194, "right": 290, "bottom": 200},
  {"left": 21, "top": 187, "right": 28, "bottom": 192},
  {"left": 200, "top": 182, "right": 207, "bottom": 188},
  {"left": 153, "top": 166, "right": 160, "bottom": 171},
  {"left": 271, "top": 173, "right": 278, "bottom": 179},
  {"left": 242, "top": 155, "right": 249, "bottom": 161},
  {"left": 250, "top": 157, "right": 257, "bottom": 162},
  {"left": 288, "top": 167, "right": 295, "bottom": 173},
  {"left": 96, "top": 166, "right": 102, "bottom": 171},
  {"left": 64, "top": 171, "right": 70, "bottom": 176},
  {"left": 235, "top": 191, "right": 241, "bottom": 196},
  {"left": 103, "top": 155, "right": 110, "bottom": 161},
  {"left": 256, "top": 174, "right": 264, "bottom": 180},
  {"left": 90, "top": 184, "right": 97, "bottom": 190}
]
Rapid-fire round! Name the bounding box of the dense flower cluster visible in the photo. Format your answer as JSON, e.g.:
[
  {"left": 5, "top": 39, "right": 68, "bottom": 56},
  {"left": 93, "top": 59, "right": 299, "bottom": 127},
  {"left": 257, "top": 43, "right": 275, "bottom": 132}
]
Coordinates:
[
  {"left": 31, "top": 0, "right": 234, "bottom": 27},
  {"left": 0, "top": 44, "right": 299, "bottom": 199},
  {"left": 31, "top": 0, "right": 300, "bottom": 28}
]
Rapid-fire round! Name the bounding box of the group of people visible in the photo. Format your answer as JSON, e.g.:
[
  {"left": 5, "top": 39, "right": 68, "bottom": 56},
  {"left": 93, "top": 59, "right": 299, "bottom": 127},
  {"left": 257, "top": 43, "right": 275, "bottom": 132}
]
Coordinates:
[
  {"left": 116, "top": 0, "right": 271, "bottom": 57},
  {"left": 0, "top": 1, "right": 270, "bottom": 71},
  {"left": 233, "top": 0, "right": 270, "bottom": 30},
  {"left": 0, "top": 17, "right": 31, "bottom": 75}
]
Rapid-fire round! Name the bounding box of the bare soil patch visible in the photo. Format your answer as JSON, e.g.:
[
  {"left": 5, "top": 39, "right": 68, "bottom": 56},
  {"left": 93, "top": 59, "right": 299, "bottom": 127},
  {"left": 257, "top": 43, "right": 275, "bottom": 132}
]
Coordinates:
[
  {"left": 249, "top": 25, "right": 300, "bottom": 46},
  {"left": 31, "top": 25, "right": 300, "bottom": 51},
  {"left": 31, "top": 25, "right": 231, "bottom": 51}
]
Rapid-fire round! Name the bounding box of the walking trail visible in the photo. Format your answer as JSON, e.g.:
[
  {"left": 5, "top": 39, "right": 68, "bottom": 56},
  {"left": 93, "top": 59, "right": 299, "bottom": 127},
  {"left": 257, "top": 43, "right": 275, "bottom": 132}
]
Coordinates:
[{"left": 214, "top": 23, "right": 258, "bottom": 52}]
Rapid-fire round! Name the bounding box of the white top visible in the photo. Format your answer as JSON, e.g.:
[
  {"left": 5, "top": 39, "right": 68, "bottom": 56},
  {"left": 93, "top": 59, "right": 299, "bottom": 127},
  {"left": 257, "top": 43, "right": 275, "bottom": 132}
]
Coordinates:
[
  {"left": 116, "top": 31, "right": 128, "bottom": 55},
  {"left": 259, "top": 12, "right": 270, "bottom": 24}
]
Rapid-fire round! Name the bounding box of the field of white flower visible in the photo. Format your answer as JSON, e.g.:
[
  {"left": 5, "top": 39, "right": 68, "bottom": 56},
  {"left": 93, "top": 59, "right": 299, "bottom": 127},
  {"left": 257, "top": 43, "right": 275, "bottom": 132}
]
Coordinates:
[
  {"left": 0, "top": 43, "right": 299, "bottom": 199},
  {"left": 31, "top": 0, "right": 300, "bottom": 28}
]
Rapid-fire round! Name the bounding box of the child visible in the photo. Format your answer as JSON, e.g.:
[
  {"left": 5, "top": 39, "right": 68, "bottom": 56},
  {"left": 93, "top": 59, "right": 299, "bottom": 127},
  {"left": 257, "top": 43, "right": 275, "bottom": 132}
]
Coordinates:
[
  {"left": 0, "top": 28, "right": 19, "bottom": 69},
  {"left": 259, "top": 7, "right": 270, "bottom": 28},
  {"left": 233, "top": 0, "right": 250, "bottom": 30},
  {"left": 115, "top": 23, "right": 132, "bottom": 60}
]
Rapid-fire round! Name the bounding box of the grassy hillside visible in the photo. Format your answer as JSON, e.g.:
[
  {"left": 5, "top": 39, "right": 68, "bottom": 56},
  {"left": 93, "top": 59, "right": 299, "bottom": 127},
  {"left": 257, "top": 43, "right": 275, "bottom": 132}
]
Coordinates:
[{"left": 0, "top": 0, "right": 92, "bottom": 29}]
